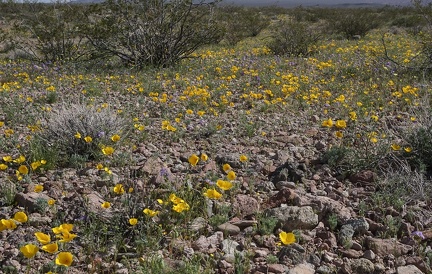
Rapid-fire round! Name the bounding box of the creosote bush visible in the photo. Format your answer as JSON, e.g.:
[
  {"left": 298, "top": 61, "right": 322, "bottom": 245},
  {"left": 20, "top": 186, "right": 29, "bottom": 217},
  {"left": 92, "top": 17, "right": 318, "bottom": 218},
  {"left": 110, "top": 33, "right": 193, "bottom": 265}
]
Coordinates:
[
  {"left": 217, "top": 6, "right": 270, "bottom": 46},
  {"left": 83, "top": 0, "right": 223, "bottom": 68},
  {"left": 33, "top": 103, "right": 128, "bottom": 167},
  {"left": 11, "top": 3, "right": 90, "bottom": 63},
  {"left": 325, "top": 8, "right": 380, "bottom": 39},
  {"left": 268, "top": 19, "right": 320, "bottom": 57}
]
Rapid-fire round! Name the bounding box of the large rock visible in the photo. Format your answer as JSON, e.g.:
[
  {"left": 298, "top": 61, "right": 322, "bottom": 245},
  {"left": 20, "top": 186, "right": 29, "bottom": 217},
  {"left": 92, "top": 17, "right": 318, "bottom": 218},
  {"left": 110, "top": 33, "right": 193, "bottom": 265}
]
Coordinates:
[
  {"left": 288, "top": 263, "right": 315, "bottom": 274},
  {"left": 217, "top": 222, "right": 240, "bottom": 235},
  {"left": 269, "top": 162, "right": 306, "bottom": 183},
  {"left": 349, "top": 258, "right": 374, "bottom": 274},
  {"left": 268, "top": 206, "right": 318, "bottom": 231},
  {"left": 192, "top": 231, "right": 224, "bottom": 253},
  {"left": 232, "top": 194, "right": 259, "bottom": 217},
  {"left": 397, "top": 265, "right": 424, "bottom": 274},
  {"left": 15, "top": 192, "right": 52, "bottom": 213},
  {"left": 366, "top": 237, "right": 412, "bottom": 257},
  {"left": 306, "top": 194, "right": 355, "bottom": 222}
]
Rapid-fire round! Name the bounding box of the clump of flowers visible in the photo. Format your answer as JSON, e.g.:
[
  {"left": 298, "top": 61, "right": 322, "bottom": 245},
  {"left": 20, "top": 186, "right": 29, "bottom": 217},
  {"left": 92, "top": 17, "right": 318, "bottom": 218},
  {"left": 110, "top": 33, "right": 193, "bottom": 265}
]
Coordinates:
[
  {"left": 169, "top": 194, "right": 190, "bottom": 213},
  {"left": 19, "top": 222, "right": 76, "bottom": 269}
]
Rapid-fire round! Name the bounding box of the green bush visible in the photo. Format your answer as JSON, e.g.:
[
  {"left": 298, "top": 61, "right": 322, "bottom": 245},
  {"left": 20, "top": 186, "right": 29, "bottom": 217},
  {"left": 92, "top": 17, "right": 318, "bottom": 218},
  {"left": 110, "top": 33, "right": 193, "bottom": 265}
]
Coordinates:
[
  {"left": 83, "top": 0, "right": 224, "bottom": 68},
  {"left": 217, "top": 6, "right": 270, "bottom": 46},
  {"left": 326, "top": 8, "right": 380, "bottom": 39},
  {"left": 11, "top": 3, "right": 91, "bottom": 63},
  {"left": 268, "top": 19, "right": 320, "bottom": 57}
]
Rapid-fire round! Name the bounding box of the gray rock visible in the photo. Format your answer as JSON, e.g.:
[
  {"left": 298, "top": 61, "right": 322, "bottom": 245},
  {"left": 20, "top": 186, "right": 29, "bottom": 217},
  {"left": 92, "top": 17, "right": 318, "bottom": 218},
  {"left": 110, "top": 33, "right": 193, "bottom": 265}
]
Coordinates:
[
  {"left": 350, "top": 258, "right": 374, "bottom": 274},
  {"left": 218, "top": 259, "right": 233, "bottom": 269},
  {"left": 308, "top": 195, "right": 354, "bottom": 223},
  {"left": 268, "top": 206, "right": 318, "bottom": 231},
  {"left": 192, "top": 231, "right": 224, "bottom": 253},
  {"left": 288, "top": 263, "right": 315, "bottom": 274},
  {"left": 275, "top": 181, "right": 297, "bottom": 190},
  {"left": 338, "top": 224, "right": 355, "bottom": 248},
  {"left": 278, "top": 244, "right": 305, "bottom": 265},
  {"left": 397, "top": 265, "right": 424, "bottom": 274},
  {"left": 222, "top": 254, "right": 236, "bottom": 264},
  {"left": 221, "top": 239, "right": 240, "bottom": 256},
  {"left": 316, "top": 265, "right": 333, "bottom": 274},
  {"left": 307, "top": 253, "right": 321, "bottom": 266},
  {"left": 28, "top": 213, "right": 52, "bottom": 226},
  {"left": 189, "top": 217, "right": 207, "bottom": 231},
  {"left": 363, "top": 250, "right": 376, "bottom": 261},
  {"left": 344, "top": 218, "right": 369, "bottom": 234}
]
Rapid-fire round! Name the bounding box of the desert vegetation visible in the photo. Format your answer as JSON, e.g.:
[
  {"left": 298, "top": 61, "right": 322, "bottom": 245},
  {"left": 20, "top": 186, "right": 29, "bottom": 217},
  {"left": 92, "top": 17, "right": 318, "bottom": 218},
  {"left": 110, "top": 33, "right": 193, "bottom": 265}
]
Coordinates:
[{"left": 0, "top": 0, "right": 431, "bottom": 273}]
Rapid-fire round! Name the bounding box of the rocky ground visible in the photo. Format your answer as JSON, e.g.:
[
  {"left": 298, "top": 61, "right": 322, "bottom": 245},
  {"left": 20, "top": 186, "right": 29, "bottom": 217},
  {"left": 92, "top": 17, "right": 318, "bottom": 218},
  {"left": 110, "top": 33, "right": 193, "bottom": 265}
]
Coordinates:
[{"left": 0, "top": 107, "right": 431, "bottom": 274}]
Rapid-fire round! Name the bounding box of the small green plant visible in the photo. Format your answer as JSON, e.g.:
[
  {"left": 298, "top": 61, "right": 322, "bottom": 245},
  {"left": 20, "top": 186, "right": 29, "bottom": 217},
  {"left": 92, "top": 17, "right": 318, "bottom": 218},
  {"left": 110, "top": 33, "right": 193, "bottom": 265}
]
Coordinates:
[
  {"left": 234, "top": 252, "right": 251, "bottom": 274},
  {"left": 327, "top": 213, "right": 338, "bottom": 231},
  {"left": 256, "top": 214, "right": 278, "bottom": 235},
  {"left": 0, "top": 182, "right": 18, "bottom": 206},
  {"left": 320, "top": 145, "right": 353, "bottom": 174},
  {"left": 266, "top": 254, "right": 279, "bottom": 264}
]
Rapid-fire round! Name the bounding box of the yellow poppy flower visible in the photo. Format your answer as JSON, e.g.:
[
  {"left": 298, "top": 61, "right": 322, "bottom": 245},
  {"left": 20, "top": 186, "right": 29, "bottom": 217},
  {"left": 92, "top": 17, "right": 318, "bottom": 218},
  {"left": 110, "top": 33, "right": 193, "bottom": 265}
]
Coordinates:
[
  {"left": 226, "top": 171, "right": 236, "bottom": 181},
  {"left": 129, "top": 218, "right": 138, "bottom": 226},
  {"left": 13, "top": 212, "right": 28, "bottom": 223},
  {"left": 35, "top": 232, "right": 51, "bottom": 245},
  {"left": 55, "top": 252, "right": 73, "bottom": 267},
  {"left": 203, "top": 189, "right": 222, "bottom": 200},
  {"left": 188, "top": 154, "right": 199, "bottom": 166},
  {"left": 216, "top": 180, "right": 233, "bottom": 191},
  {"left": 20, "top": 244, "right": 39, "bottom": 258},
  {"left": 279, "top": 231, "right": 296, "bottom": 245},
  {"left": 41, "top": 242, "right": 58, "bottom": 254}
]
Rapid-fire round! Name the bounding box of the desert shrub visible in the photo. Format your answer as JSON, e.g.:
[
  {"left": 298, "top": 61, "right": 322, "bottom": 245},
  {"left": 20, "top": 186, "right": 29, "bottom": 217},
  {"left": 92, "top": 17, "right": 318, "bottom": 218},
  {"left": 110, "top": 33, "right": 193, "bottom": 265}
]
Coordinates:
[
  {"left": 399, "top": 99, "right": 432, "bottom": 175},
  {"left": 401, "top": 0, "right": 432, "bottom": 74},
  {"left": 11, "top": 3, "right": 91, "bottom": 63},
  {"left": 268, "top": 19, "right": 320, "bottom": 57},
  {"left": 217, "top": 6, "right": 270, "bottom": 46},
  {"left": 83, "top": 0, "right": 223, "bottom": 68},
  {"left": 32, "top": 104, "right": 129, "bottom": 167},
  {"left": 325, "top": 8, "right": 380, "bottom": 39}
]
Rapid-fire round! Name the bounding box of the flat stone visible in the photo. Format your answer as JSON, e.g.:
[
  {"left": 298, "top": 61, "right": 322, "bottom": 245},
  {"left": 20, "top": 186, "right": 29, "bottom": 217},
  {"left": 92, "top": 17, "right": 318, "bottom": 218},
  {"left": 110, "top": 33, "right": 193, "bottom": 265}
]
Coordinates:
[
  {"left": 288, "top": 263, "right": 315, "bottom": 274},
  {"left": 397, "top": 265, "right": 424, "bottom": 274},
  {"left": 268, "top": 263, "right": 288, "bottom": 273},
  {"left": 15, "top": 192, "right": 52, "bottom": 213},
  {"left": 339, "top": 248, "right": 363, "bottom": 259},
  {"left": 268, "top": 206, "right": 318, "bottom": 231},
  {"left": 218, "top": 222, "right": 241, "bottom": 235},
  {"left": 366, "top": 237, "right": 412, "bottom": 257}
]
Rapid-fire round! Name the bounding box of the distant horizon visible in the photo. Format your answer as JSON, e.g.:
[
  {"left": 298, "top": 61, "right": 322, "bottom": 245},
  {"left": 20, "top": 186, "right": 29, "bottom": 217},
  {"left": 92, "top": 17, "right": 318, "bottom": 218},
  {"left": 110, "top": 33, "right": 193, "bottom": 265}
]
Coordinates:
[
  {"left": 222, "top": 0, "right": 432, "bottom": 7},
  {"left": 22, "top": 0, "right": 432, "bottom": 6}
]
